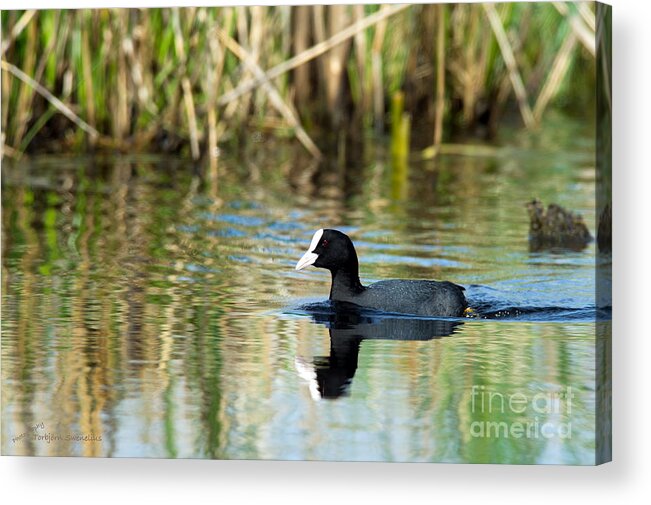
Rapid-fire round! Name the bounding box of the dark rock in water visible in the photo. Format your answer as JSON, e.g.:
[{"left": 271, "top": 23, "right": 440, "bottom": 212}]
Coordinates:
[
  {"left": 597, "top": 203, "right": 612, "bottom": 253},
  {"left": 526, "top": 199, "right": 593, "bottom": 251}
]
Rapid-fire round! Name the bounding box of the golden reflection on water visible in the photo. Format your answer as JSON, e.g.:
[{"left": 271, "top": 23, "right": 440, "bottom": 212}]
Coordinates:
[{"left": 2, "top": 139, "right": 604, "bottom": 463}]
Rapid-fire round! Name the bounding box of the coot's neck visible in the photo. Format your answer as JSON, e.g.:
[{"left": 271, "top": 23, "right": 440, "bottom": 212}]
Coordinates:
[{"left": 329, "top": 260, "right": 365, "bottom": 301}]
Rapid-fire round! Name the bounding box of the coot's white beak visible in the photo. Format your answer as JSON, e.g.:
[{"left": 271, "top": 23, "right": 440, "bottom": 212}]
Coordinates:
[
  {"left": 295, "top": 250, "right": 318, "bottom": 270},
  {"left": 295, "top": 229, "right": 323, "bottom": 270}
]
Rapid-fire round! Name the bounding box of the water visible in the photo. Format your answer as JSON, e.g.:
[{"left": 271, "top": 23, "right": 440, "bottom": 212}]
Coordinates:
[{"left": 1, "top": 118, "right": 609, "bottom": 464}]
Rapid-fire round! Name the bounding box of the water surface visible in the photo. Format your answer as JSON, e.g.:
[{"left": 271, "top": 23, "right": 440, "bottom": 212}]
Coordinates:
[{"left": 2, "top": 118, "right": 608, "bottom": 463}]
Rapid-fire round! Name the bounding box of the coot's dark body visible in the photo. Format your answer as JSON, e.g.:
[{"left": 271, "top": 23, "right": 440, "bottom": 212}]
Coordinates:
[
  {"left": 342, "top": 279, "right": 466, "bottom": 317},
  {"left": 296, "top": 229, "right": 467, "bottom": 317}
]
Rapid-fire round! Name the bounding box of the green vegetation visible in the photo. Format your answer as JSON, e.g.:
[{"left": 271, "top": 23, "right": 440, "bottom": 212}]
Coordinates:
[{"left": 2, "top": 3, "right": 597, "bottom": 162}]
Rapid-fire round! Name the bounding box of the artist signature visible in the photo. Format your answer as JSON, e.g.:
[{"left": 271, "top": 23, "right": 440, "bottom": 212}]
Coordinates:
[{"left": 11, "top": 422, "right": 102, "bottom": 444}]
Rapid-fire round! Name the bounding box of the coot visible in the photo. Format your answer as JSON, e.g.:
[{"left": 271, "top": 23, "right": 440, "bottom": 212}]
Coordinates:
[{"left": 295, "top": 229, "right": 467, "bottom": 317}]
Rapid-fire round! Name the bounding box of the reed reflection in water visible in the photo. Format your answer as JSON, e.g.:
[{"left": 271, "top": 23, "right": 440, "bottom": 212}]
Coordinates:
[{"left": 2, "top": 129, "right": 605, "bottom": 463}]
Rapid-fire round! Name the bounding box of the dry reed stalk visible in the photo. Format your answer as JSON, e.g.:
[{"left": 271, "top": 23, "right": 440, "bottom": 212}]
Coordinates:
[
  {"left": 1, "top": 10, "right": 37, "bottom": 55},
  {"left": 448, "top": 5, "right": 479, "bottom": 127},
  {"left": 236, "top": 6, "right": 249, "bottom": 51},
  {"left": 1, "top": 66, "right": 10, "bottom": 133},
  {"left": 215, "top": 27, "right": 322, "bottom": 159},
  {"left": 463, "top": 6, "right": 480, "bottom": 125},
  {"left": 371, "top": 6, "right": 389, "bottom": 133},
  {"left": 122, "top": 37, "right": 156, "bottom": 115},
  {"left": 448, "top": 5, "right": 475, "bottom": 125},
  {"left": 1, "top": 140, "right": 19, "bottom": 159},
  {"left": 433, "top": 3, "right": 446, "bottom": 150},
  {"left": 80, "top": 11, "right": 96, "bottom": 134},
  {"left": 325, "top": 5, "right": 351, "bottom": 124},
  {"left": 12, "top": 12, "right": 61, "bottom": 152},
  {"left": 278, "top": 6, "right": 293, "bottom": 67},
  {"left": 207, "top": 106, "right": 219, "bottom": 189},
  {"left": 533, "top": 31, "right": 577, "bottom": 122},
  {"left": 217, "top": 4, "right": 411, "bottom": 107},
  {"left": 206, "top": 11, "right": 233, "bottom": 186},
  {"left": 217, "top": 9, "right": 251, "bottom": 127},
  {"left": 135, "top": 12, "right": 154, "bottom": 111},
  {"left": 180, "top": 76, "right": 200, "bottom": 160},
  {"left": 250, "top": 6, "right": 266, "bottom": 114},
  {"left": 553, "top": 2, "right": 595, "bottom": 57},
  {"left": 577, "top": 1, "right": 596, "bottom": 32},
  {"left": 483, "top": 3, "right": 535, "bottom": 129},
  {"left": 352, "top": 4, "right": 368, "bottom": 117},
  {"left": 312, "top": 5, "right": 327, "bottom": 89},
  {"left": 421, "top": 142, "right": 501, "bottom": 159},
  {"left": 115, "top": 11, "right": 129, "bottom": 139},
  {"left": 172, "top": 7, "right": 200, "bottom": 160},
  {"left": 11, "top": 18, "right": 37, "bottom": 147},
  {"left": 475, "top": 10, "right": 492, "bottom": 103},
  {"left": 235, "top": 6, "right": 254, "bottom": 124},
  {"left": 292, "top": 6, "right": 311, "bottom": 106},
  {"left": 1, "top": 60, "right": 100, "bottom": 140}
]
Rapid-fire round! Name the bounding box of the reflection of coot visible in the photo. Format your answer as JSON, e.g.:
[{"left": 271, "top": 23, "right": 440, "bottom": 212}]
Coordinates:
[{"left": 294, "top": 302, "right": 462, "bottom": 400}]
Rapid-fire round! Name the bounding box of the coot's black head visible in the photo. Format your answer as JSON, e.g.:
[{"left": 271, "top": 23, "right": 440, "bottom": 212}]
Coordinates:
[{"left": 295, "top": 229, "right": 358, "bottom": 272}]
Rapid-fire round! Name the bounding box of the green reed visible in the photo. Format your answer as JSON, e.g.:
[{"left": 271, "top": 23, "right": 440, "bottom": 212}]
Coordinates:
[{"left": 1, "top": 3, "right": 596, "bottom": 160}]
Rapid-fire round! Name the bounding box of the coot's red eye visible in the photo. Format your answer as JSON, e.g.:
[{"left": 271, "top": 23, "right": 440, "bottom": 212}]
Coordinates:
[{"left": 322, "top": 239, "right": 328, "bottom": 247}]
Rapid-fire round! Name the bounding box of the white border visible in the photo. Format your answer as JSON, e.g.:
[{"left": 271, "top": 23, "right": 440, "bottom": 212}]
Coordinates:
[{"left": 1, "top": 1, "right": 650, "bottom": 504}]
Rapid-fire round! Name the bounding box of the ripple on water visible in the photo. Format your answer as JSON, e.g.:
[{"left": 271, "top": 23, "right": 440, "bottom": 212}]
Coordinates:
[{"left": 1, "top": 150, "right": 605, "bottom": 464}]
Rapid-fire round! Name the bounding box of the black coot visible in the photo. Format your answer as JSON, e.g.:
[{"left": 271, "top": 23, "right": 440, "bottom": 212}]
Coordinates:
[{"left": 295, "top": 229, "right": 467, "bottom": 317}]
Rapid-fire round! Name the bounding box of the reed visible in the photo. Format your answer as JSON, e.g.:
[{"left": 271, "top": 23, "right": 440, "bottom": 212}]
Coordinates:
[
  {"left": 389, "top": 90, "right": 410, "bottom": 201},
  {"left": 1, "top": 3, "right": 596, "bottom": 160}
]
